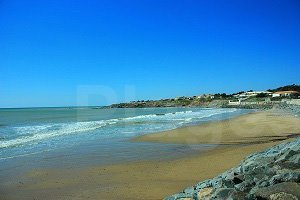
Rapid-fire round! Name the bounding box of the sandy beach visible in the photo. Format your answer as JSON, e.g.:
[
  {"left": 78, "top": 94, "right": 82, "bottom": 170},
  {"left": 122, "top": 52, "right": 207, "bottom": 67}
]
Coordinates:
[
  {"left": 134, "top": 109, "right": 300, "bottom": 145},
  {"left": 2, "top": 1, "right": 300, "bottom": 199},
  {"left": 2, "top": 110, "right": 300, "bottom": 200}
]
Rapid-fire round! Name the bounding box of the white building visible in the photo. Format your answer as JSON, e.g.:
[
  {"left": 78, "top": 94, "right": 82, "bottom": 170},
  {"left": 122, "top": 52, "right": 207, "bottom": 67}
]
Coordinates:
[
  {"left": 272, "top": 91, "right": 300, "bottom": 97},
  {"left": 235, "top": 91, "right": 272, "bottom": 98},
  {"left": 197, "top": 94, "right": 215, "bottom": 99}
]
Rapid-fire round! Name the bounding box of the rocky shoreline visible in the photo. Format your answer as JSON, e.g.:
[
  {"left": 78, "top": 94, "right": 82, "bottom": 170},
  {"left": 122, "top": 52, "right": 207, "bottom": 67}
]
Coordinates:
[{"left": 165, "top": 138, "right": 300, "bottom": 200}]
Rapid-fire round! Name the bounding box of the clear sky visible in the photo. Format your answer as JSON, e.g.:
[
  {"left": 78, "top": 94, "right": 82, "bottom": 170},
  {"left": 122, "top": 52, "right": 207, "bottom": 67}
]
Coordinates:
[{"left": 1, "top": 0, "right": 300, "bottom": 108}]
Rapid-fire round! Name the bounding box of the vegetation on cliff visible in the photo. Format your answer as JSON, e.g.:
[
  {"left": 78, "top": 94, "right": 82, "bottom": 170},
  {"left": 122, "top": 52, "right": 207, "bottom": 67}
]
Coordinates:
[{"left": 108, "top": 84, "right": 300, "bottom": 108}]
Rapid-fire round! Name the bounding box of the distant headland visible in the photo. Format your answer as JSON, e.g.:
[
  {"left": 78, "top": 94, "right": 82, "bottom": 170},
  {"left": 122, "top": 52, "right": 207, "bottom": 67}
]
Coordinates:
[{"left": 107, "top": 84, "right": 300, "bottom": 109}]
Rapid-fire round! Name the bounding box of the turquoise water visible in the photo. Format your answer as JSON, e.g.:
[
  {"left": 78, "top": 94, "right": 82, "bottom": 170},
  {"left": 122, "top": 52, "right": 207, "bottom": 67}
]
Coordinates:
[{"left": 0, "top": 107, "right": 253, "bottom": 168}]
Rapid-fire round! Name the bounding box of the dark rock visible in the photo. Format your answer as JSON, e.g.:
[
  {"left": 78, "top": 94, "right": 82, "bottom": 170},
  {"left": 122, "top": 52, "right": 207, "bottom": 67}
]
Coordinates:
[{"left": 233, "top": 176, "right": 243, "bottom": 184}]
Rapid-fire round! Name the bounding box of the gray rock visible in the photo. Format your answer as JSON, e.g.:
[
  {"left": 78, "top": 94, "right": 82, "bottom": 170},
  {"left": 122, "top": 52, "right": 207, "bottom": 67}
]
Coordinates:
[
  {"left": 255, "top": 182, "right": 300, "bottom": 199},
  {"left": 195, "top": 180, "right": 211, "bottom": 190},
  {"left": 228, "top": 190, "right": 248, "bottom": 200},
  {"left": 270, "top": 172, "right": 300, "bottom": 184},
  {"left": 211, "top": 188, "right": 234, "bottom": 199},
  {"left": 165, "top": 138, "right": 300, "bottom": 200},
  {"left": 280, "top": 154, "right": 300, "bottom": 169},
  {"left": 164, "top": 192, "right": 193, "bottom": 200},
  {"left": 183, "top": 187, "right": 195, "bottom": 195},
  {"left": 269, "top": 192, "right": 298, "bottom": 200}
]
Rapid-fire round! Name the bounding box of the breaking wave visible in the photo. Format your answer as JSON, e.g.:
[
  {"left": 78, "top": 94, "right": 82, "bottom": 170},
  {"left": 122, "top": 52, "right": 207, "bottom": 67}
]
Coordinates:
[{"left": 0, "top": 108, "right": 237, "bottom": 149}]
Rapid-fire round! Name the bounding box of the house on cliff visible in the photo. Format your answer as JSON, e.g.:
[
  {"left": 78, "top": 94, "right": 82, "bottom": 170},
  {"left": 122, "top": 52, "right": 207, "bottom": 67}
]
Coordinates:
[{"left": 272, "top": 91, "right": 300, "bottom": 98}]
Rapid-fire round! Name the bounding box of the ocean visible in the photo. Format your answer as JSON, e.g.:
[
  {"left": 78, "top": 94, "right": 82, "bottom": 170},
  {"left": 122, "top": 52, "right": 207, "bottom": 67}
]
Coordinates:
[{"left": 0, "top": 107, "right": 253, "bottom": 174}]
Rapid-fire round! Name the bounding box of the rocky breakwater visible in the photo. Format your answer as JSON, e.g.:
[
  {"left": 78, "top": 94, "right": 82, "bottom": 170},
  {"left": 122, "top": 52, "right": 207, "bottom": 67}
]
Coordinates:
[{"left": 165, "top": 138, "right": 300, "bottom": 200}]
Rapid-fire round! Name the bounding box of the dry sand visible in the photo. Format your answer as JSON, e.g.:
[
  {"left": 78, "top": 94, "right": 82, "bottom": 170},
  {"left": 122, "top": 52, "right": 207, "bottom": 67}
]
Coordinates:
[{"left": 3, "top": 110, "right": 300, "bottom": 200}]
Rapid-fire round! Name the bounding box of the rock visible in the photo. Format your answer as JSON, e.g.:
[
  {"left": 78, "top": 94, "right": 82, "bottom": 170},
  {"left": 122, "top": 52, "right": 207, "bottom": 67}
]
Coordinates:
[
  {"left": 164, "top": 138, "right": 300, "bottom": 200},
  {"left": 241, "top": 160, "right": 256, "bottom": 173},
  {"left": 211, "top": 188, "right": 234, "bottom": 199},
  {"left": 219, "top": 178, "right": 235, "bottom": 188},
  {"left": 234, "top": 181, "right": 250, "bottom": 192},
  {"left": 164, "top": 192, "right": 193, "bottom": 200},
  {"left": 183, "top": 187, "right": 195, "bottom": 196},
  {"left": 232, "top": 176, "right": 243, "bottom": 185},
  {"left": 254, "top": 182, "right": 300, "bottom": 199},
  {"left": 288, "top": 154, "right": 300, "bottom": 165},
  {"left": 279, "top": 154, "right": 300, "bottom": 169},
  {"left": 195, "top": 180, "right": 211, "bottom": 190},
  {"left": 269, "top": 172, "right": 300, "bottom": 185},
  {"left": 275, "top": 149, "right": 300, "bottom": 169},
  {"left": 229, "top": 190, "right": 248, "bottom": 200},
  {"left": 165, "top": 197, "right": 193, "bottom": 200},
  {"left": 197, "top": 187, "right": 213, "bottom": 199},
  {"left": 257, "top": 179, "right": 270, "bottom": 188},
  {"left": 269, "top": 192, "right": 298, "bottom": 200}
]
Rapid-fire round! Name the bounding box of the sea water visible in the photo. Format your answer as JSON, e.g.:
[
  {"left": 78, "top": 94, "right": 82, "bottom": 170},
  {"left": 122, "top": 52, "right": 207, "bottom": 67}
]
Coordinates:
[{"left": 0, "top": 107, "right": 253, "bottom": 173}]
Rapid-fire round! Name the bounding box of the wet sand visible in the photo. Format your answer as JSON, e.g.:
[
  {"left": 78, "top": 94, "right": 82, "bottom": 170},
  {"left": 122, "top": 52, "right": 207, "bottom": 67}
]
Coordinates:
[
  {"left": 2, "top": 110, "right": 300, "bottom": 200},
  {"left": 134, "top": 110, "right": 300, "bottom": 144}
]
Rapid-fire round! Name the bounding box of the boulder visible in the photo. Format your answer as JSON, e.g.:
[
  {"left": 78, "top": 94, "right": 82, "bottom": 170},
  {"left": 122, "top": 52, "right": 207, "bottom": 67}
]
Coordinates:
[
  {"left": 164, "top": 138, "right": 300, "bottom": 200},
  {"left": 254, "top": 182, "right": 300, "bottom": 199},
  {"left": 269, "top": 192, "right": 298, "bottom": 200}
]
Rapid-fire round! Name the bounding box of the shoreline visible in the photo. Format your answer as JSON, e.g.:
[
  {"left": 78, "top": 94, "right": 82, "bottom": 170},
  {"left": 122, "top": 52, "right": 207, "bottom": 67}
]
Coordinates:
[
  {"left": 133, "top": 109, "right": 300, "bottom": 145},
  {"left": 2, "top": 142, "right": 284, "bottom": 200},
  {"left": 165, "top": 137, "right": 300, "bottom": 199},
  {"left": 2, "top": 109, "right": 300, "bottom": 200}
]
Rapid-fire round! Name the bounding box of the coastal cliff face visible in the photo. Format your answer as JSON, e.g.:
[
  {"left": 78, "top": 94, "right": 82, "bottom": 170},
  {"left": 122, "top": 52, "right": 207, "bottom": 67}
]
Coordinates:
[
  {"left": 108, "top": 99, "right": 296, "bottom": 110},
  {"left": 165, "top": 138, "right": 300, "bottom": 200},
  {"left": 106, "top": 84, "right": 300, "bottom": 109}
]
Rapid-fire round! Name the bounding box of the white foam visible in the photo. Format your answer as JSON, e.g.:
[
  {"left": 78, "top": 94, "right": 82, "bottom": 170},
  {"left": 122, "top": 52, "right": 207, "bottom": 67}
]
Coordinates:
[
  {"left": 0, "top": 108, "right": 238, "bottom": 149},
  {"left": 0, "top": 120, "right": 116, "bottom": 148},
  {"left": 120, "top": 110, "right": 226, "bottom": 121}
]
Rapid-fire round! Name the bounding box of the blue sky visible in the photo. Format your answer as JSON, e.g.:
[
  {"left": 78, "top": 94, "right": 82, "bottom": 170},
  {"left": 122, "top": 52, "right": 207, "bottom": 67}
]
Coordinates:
[{"left": 0, "top": 0, "right": 300, "bottom": 108}]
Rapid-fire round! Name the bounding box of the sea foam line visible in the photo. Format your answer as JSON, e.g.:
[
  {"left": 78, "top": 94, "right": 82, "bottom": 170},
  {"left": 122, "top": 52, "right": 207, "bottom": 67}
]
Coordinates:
[{"left": 0, "top": 108, "right": 237, "bottom": 149}]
